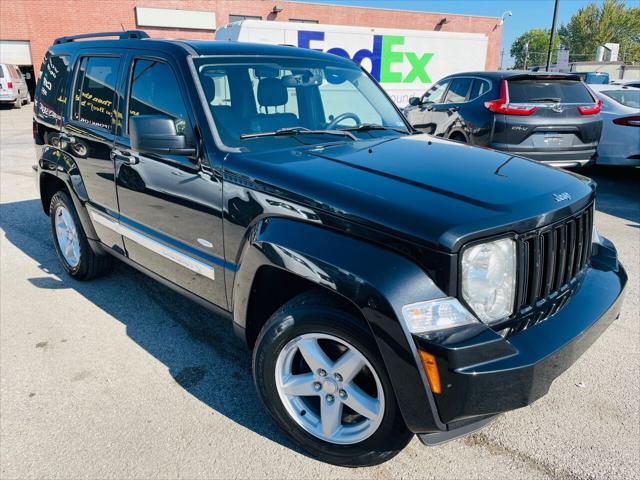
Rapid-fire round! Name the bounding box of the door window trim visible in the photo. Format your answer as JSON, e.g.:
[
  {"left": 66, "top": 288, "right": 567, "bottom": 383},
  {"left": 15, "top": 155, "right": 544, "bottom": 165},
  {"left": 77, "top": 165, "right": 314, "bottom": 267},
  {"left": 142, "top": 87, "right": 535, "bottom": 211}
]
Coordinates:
[
  {"left": 121, "top": 54, "right": 196, "bottom": 138},
  {"left": 429, "top": 76, "right": 494, "bottom": 105},
  {"left": 69, "top": 53, "right": 123, "bottom": 135}
]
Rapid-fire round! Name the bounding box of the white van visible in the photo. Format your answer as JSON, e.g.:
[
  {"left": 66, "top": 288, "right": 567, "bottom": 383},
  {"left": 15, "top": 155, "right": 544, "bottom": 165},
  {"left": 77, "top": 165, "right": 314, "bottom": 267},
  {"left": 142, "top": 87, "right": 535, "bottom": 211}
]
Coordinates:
[
  {"left": 0, "top": 63, "right": 30, "bottom": 108},
  {"left": 216, "top": 20, "right": 489, "bottom": 106}
]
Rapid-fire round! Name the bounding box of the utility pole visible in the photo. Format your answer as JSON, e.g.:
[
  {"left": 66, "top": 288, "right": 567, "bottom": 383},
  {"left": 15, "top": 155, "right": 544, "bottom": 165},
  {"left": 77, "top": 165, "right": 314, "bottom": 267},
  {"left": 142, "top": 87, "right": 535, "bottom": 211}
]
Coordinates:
[
  {"left": 524, "top": 42, "right": 529, "bottom": 70},
  {"left": 546, "top": 0, "right": 560, "bottom": 71},
  {"left": 500, "top": 49, "right": 505, "bottom": 70}
]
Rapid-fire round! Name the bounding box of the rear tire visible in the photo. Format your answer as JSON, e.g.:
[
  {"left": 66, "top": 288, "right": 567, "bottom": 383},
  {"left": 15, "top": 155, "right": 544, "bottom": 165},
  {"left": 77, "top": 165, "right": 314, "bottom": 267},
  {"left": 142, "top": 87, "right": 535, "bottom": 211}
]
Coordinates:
[
  {"left": 253, "top": 290, "right": 412, "bottom": 467},
  {"left": 449, "top": 132, "right": 467, "bottom": 144},
  {"left": 49, "top": 191, "right": 112, "bottom": 280},
  {"left": 13, "top": 97, "right": 22, "bottom": 109}
]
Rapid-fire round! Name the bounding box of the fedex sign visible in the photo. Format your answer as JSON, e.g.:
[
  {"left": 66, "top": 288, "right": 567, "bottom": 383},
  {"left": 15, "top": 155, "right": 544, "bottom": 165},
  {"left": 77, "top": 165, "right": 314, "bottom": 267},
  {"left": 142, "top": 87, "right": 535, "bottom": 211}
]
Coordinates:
[{"left": 298, "top": 31, "right": 433, "bottom": 84}]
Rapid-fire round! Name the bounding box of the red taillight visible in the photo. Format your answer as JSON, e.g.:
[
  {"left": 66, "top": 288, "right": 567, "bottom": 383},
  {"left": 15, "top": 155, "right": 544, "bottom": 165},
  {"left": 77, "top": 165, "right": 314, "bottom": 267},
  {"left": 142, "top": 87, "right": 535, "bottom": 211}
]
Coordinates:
[
  {"left": 484, "top": 79, "right": 538, "bottom": 116},
  {"left": 577, "top": 99, "right": 602, "bottom": 115},
  {"left": 7, "top": 81, "right": 13, "bottom": 89},
  {"left": 613, "top": 115, "right": 640, "bottom": 127}
]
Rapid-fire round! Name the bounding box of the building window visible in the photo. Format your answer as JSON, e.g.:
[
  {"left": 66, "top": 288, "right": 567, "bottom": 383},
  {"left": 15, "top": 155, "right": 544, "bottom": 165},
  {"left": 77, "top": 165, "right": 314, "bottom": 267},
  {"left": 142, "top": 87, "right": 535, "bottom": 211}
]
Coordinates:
[
  {"left": 289, "top": 19, "right": 319, "bottom": 23},
  {"left": 229, "top": 15, "right": 262, "bottom": 23}
]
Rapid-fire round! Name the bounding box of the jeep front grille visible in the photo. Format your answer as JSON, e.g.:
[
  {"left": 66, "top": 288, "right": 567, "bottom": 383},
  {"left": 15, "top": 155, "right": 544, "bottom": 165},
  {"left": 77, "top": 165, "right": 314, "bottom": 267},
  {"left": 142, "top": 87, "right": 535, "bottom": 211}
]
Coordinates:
[{"left": 514, "top": 203, "right": 594, "bottom": 316}]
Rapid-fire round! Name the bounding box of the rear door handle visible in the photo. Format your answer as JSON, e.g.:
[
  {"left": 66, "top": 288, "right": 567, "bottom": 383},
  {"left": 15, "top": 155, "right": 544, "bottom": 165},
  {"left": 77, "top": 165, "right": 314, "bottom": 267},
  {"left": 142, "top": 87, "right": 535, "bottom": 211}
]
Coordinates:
[{"left": 111, "top": 150, "right": 139, "bottom": 165}]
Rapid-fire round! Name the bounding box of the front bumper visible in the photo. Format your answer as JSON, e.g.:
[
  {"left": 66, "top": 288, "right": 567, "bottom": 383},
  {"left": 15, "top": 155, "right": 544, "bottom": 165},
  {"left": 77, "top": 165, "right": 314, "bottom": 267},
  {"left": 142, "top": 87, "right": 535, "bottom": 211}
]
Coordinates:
[{"left": 414, "top": 236, "right": 626, "bottom": 427}]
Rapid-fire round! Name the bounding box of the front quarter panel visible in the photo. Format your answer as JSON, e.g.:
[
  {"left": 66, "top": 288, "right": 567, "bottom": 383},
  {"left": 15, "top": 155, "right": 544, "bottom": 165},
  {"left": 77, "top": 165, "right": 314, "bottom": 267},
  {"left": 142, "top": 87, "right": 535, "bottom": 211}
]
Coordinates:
[{"left": 232, "top": 216, "right": 448, "bottom": 432}]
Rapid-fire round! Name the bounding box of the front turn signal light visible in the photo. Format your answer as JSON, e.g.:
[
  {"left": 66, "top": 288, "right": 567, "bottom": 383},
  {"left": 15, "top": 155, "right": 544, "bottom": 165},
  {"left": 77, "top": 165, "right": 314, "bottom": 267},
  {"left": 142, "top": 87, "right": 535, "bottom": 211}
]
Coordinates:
[{"left": 418, "top": 350, "right": 442, "bottom": 394}]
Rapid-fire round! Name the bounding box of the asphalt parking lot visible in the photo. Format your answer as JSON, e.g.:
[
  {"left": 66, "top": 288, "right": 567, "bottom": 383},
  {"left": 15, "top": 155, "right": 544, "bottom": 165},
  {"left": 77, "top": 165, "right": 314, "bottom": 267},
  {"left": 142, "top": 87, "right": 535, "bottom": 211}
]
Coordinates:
[{"left": 1, "top": 105, "right": 638, "bottom": 480}]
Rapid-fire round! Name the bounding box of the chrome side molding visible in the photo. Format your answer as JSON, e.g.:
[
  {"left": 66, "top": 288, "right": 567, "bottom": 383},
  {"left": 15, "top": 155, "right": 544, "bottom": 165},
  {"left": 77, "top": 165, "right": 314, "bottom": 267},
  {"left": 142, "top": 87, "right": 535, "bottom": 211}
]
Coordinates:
[{"left": 89, "top": 209, "right": 215, "bottom": 281}]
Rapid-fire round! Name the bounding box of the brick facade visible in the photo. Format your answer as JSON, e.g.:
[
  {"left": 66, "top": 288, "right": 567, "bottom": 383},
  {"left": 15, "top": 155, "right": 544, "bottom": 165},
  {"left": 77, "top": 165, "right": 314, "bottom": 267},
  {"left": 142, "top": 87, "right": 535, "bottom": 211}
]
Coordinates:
[{"left": 1, "top": 0, "right": 502, "bottom": 76}]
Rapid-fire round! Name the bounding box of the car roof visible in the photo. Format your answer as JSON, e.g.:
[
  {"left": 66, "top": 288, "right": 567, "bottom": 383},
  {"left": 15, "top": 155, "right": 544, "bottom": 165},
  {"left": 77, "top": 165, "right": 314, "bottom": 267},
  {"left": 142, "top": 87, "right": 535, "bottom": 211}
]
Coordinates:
[
  {"left": 47, "top": 36, "right": 355, "bottom": 67},
  {"left": 589, "top": 84, "right": 637, "bottom": 91},
  {"left": 441, "top": 70, "right": 581, "bottom": 81}
]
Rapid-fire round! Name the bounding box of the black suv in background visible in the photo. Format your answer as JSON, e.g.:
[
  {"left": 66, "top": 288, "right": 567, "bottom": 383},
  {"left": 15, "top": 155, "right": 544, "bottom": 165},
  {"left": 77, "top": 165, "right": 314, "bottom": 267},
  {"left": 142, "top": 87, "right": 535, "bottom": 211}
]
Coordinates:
[
  {"left": 404, "top": 71, "right": 603, "bottom": 168},
  {"left": 33, "top": 32, "right": 626, "bottom": 467}
]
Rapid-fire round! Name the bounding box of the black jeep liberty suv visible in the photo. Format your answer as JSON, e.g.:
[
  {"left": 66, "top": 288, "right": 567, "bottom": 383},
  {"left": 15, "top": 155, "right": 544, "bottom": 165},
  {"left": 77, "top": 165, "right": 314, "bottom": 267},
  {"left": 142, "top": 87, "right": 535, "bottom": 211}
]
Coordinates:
[{"left": 33, "top": 31, "right": 627, "bottom": 467}]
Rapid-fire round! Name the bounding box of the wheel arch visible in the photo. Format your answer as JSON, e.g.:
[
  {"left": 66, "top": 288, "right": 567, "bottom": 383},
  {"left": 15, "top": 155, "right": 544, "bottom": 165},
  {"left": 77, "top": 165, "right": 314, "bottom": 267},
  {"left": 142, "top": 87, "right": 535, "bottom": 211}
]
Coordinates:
[
  {"left": 448, "top": 129, "right": 469, "bottom": 143},
  {"left": 232, "top": 216, "right": 448, "bottom": 433},
  {"left": 38, "top": 163, "right": 102, "bottom": 251}
]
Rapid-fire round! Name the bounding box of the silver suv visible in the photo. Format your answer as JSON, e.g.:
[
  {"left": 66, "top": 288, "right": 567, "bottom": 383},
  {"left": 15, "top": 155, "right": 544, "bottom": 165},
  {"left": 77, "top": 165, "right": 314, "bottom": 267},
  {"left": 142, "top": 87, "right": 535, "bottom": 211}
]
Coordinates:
[{"left": 0, "top": 63, "right": 30, "bottom": 109}]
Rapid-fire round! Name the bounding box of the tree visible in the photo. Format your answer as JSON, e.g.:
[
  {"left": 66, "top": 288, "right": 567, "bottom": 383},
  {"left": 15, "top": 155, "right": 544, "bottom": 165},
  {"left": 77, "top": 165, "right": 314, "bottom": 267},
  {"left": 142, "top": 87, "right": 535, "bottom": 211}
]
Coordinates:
[
  {"left": 558, "top": 0, "right": 640, "bottom": 63},
  {"left": 510, "top": 29, "right": 560, "bottom": 69}
]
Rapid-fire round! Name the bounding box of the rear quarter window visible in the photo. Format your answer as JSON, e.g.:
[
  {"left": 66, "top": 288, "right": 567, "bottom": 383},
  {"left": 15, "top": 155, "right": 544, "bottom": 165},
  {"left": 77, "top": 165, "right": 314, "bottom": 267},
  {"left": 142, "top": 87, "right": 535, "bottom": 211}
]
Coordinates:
[
  {"left": 508, "top": 79, "right": 594, "bottom": 104},
  {"left": 37, "top": 54, "right": 70, "bottom": 126},
  {"left": 603, "top": 90, "right": 640, "bottom": 109}
]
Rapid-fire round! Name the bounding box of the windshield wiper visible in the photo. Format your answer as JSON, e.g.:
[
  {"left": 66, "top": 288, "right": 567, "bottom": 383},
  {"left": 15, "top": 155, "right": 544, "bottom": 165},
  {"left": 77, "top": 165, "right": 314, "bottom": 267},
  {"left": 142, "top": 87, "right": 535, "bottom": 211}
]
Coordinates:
[
  {"left": 342, "top": 123, "right": 409, "bottom": 134},
  {"left": 530, "top": 97, "right": 562, "bottom": 103},
  {"left": 240, "top": 126, "right": 355, "bottom": 140}
]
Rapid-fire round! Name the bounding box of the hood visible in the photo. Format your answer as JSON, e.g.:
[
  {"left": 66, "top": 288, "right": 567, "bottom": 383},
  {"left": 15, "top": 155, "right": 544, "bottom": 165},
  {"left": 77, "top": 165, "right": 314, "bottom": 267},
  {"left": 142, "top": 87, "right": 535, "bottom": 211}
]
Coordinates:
[{"left": 226, "top": 134, "right": 595, "bottom": 252}]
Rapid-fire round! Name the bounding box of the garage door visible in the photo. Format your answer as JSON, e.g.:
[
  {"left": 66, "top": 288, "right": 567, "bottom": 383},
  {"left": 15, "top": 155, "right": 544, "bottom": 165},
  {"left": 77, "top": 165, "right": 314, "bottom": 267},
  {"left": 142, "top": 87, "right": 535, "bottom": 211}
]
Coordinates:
[{"left": 0, "top": 40, "right": 32, "bottom": 65}]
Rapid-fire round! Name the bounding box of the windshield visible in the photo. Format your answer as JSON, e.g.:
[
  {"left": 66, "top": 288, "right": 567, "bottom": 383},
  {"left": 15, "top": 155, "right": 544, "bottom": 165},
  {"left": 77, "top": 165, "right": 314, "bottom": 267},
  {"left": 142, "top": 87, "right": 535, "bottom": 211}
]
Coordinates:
[{"left": 193, "top": 57, "right": 409, "bottom": 151}]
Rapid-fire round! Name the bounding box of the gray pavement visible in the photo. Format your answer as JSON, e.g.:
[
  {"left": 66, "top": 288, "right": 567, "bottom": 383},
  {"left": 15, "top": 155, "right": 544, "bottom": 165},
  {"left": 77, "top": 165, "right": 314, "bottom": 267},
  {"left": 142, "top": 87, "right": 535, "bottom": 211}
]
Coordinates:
[{"left": 1, "top": 105, "right": 638, "bottom": 479}]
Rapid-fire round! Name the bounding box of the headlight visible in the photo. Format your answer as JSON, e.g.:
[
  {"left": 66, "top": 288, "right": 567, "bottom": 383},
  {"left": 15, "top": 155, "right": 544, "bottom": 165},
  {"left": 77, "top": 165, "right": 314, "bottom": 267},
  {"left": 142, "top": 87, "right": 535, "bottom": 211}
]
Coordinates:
[
  {"left": 461, "top": 238, "right": 516, "bottom": 325},
  {"left": 402, "top": 297, "right": 479, "bottom": 335}
]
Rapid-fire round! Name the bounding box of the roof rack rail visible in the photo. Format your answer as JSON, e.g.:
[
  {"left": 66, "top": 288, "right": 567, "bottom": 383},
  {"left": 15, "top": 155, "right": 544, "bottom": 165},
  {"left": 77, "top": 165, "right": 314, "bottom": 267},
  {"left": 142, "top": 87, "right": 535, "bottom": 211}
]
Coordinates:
[{"left": 53, "top": 30, "right": 149, "bottom": 45}]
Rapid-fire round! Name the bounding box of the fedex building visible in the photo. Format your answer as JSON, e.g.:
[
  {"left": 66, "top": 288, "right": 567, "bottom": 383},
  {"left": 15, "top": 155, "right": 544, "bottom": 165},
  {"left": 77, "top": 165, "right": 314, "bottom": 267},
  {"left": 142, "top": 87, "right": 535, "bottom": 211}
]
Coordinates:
[{"left": 0, "top": 0, "right": 502, "bottom": 100}]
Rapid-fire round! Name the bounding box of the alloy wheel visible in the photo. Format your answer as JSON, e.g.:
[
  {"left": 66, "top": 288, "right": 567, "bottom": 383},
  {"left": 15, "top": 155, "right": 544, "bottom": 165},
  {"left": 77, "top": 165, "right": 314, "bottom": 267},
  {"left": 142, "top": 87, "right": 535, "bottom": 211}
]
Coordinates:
[{"left": 275, "top": 332, "right": 385, "bottom": 445}]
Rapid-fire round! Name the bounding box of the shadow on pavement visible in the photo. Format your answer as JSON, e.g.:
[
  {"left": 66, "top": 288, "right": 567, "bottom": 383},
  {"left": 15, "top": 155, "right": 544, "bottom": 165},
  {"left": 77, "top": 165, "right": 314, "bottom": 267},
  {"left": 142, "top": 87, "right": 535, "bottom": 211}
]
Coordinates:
[
  {"left": 0, "top": 198, "right": 304, "bottom": 457},
  {"left": 0, "top": 166, "right": 637, "bottom": 458}
]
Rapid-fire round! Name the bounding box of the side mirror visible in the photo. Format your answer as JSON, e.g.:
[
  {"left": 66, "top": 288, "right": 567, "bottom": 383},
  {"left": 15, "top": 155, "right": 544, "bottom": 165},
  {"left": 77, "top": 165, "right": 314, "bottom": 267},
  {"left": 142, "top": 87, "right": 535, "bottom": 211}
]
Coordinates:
[
  {"left": 408, "top": 96, "right": 422, "bottom": 106},
  {"left": 130, "top": 115, "right": 196, "bottom": 157}
]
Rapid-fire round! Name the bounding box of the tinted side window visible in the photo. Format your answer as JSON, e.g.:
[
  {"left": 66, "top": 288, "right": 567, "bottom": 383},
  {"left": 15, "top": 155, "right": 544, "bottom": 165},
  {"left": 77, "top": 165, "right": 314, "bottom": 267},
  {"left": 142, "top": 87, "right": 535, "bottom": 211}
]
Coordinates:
[
  {"left": 444, "top": 78, "right": 472, "bottom": 103},
  {"left": 507, "top": 80, "right": 594, "bottom": 103},
  {"left": 128, "top": 59, "right": 188, "bottom": 134},
  {"left": 422, "top": 81, "right": 449, "bottom": 103},
  {"left": 469, "top": 79, "right": 491, "bottom": 100},
  {"left": 37, "top": 54, "right": 70, "bottom": 125},
  {"left": 73, "top": 56, "right": 120, "bottom": 131}
]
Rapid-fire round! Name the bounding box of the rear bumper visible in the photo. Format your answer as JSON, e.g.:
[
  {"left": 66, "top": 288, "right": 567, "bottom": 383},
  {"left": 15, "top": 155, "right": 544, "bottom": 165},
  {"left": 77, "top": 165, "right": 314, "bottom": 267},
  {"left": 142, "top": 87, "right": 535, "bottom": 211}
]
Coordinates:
[
  {"left": 492, "top": 146, "right": 597, "bottom": 167},
  {"left": 0, "top": 94, "right": 18, "bottom": 103},
  {"left": 412, "top": 236, "right": 626, "bottom": 429}
]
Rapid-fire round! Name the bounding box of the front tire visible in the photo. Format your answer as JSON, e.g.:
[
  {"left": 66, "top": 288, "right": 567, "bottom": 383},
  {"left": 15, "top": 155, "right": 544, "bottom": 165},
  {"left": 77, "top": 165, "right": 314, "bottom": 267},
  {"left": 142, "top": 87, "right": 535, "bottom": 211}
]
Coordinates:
[
  {"left": 253, "top": 291, "right": 412, "bottom": 467},
  {"left": 49, "top": 191, "right": 111, "bottom": 280}
]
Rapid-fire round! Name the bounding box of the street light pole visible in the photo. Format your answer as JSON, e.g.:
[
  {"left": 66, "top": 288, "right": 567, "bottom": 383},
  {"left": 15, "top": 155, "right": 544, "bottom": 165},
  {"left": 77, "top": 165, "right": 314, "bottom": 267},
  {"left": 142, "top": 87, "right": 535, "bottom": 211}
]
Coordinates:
[{"left": 545, "top": 0, "right": 560, "bottom": 71}]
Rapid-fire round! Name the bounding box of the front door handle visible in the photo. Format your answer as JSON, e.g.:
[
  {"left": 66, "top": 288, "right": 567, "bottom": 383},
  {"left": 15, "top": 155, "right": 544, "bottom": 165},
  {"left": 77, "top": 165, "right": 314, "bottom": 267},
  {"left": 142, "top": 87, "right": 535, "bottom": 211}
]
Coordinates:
[
  {"left": 447, "top": 107, "right": 460, "bottom": 113},
  {"left": 111, "top": 150, "right": 139, "bottom": 165}
]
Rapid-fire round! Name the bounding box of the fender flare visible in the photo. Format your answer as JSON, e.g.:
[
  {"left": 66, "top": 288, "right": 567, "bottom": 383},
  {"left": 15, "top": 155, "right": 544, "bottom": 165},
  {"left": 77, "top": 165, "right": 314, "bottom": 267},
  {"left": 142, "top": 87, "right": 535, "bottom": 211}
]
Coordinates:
[
  {"left": 38, "top": 146, "right": 103, "bottom": 252},
  {"left": 233, "top": 217, "right": 447, "bottom": 432}
]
